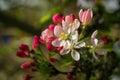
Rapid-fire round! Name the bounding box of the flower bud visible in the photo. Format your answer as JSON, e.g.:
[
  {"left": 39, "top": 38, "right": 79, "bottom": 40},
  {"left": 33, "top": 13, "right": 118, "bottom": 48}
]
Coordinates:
[
  {"left": 48, "top": 24, "right": 55, "bottom": 32},
  {"left": 32, "top": 35, "right": 40, "bottom": 50},
  {"left": 16, "top": 50, "right": 29, "bottom": 58},
  {"left": 79, "top": 9, "right": 93, "bottom": 25},
  {"left": 49, "top": 57, "right": 56, "bottom": 62},
  {"left": 25, "top": 74, "right": 31, "bottom": 80},
  {"left": 52, "top": 14, "right": 63, "bottom": 24},
  {"left": 19, "top": 44, "right": 29, "bottom": 51},
  {"left": 46, "top": 44, "right": 54, "bottom": 51},
  {"left": 66, "top": 73, "right": 72, "bottom": 80},
  {"left": 56, "top": 46, "right": 63, "bottom": 51},
  {"left": 69, "top": 13, "right": 75, "bottom": 21},
  {"left": 21, "top": 62, "right": 31, "bottom": 69}
]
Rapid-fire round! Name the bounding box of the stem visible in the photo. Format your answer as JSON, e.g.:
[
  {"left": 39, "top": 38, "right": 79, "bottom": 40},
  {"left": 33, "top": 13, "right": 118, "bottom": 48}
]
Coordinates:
[{"left": 79, "top": 25, "right": 86, "bottom": 40}]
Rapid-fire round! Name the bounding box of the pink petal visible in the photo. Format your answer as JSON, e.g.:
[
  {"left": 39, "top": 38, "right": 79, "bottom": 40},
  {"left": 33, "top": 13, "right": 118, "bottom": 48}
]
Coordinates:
[
  {"left": 52, "top": 39, "right": 62, "bottom": 47},
  {"left": 79, "top": 9, "right": 83, "bottom": 22},
  {"left": 73, "top": 19, "right": 80, "bottom": 30},
  {"left": 65, "top": 15, "right": 72, "bottom": 24},
  {"left": 54, "top": 25, "right": 62, "bottom": 37},
  {"left": 84, "top": 9, "right": 93, "bottom": 24}
]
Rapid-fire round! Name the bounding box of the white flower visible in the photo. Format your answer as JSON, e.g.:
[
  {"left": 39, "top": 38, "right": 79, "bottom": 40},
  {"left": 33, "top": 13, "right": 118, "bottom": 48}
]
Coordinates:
[
  {"left": 52, "top": 19, "right": 80, "bottom": 50},
  {"left": 91, "top": 30, "right": 107, "bottom": 60},
  {"left": 60, "top": 31, "right": 86, "bottom": 61}
]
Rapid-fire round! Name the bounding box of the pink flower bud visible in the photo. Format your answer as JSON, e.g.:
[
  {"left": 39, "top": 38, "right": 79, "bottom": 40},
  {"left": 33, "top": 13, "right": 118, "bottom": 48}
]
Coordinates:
[
  {"left": 25, "top": 74, "right": 31, "bottom": 80},
  {"left": 48, "top": 24, "right": 55, "bottom": 32},
  {"left": 16, "top": 50, "right": 29, "bottom": 58},
  {"left": 46, "top": 44, "right": 54, "bottom": 51},
  {"left": 56, "top": 46, "right": 63, "bottom": 51},
  {"left": 66, "top": 73, "right": 72, "bottom": 80},
  {"left": 52, "top": 14, "right": 63, "bottom": 24},
  {"left": 21, "top": 62, "right": 31, "bottom": 69},
  {"left": 49, "top": 57, "right": 56, "bottom": 62},
  {"left": 69, "top": 13, "right": 75, "bottom": 21},
  {"left": 19, "top": 44, "right": 29, "bottom": 51},
  {"left": 62, "top": 16, "right": 65, "bottom": 21},
  {"left": 32, "top": 35, "right": 40, "bottom": 50},
  {"left": 79, "top": 9, "right": 93, "bottom": 25}
]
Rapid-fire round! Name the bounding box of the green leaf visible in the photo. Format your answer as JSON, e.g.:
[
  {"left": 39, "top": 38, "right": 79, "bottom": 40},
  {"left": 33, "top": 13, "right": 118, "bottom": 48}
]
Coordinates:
[
  {"left": 40, "top": 6, "right": 62, "bottom": 24},
  {"left": 61, "top": 61, "right": 73, "bottom": 67},
  {"left": 48, "top": 52, "right": 57, "bottom": 56}
]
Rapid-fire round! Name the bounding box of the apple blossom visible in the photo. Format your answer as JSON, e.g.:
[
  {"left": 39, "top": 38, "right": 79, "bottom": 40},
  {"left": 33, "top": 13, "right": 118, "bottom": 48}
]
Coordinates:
[
  {"left": 79, "top": 9, "right": 93, "bottom": 25},
  {"left": 91, "top": 30, "right": 107, "bottom": 60}
]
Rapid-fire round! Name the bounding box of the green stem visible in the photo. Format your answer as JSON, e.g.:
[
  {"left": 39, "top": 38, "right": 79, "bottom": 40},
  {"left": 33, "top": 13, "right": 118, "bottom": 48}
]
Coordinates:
[{"left": 79, "top": 25, "right": 86, "bottom": 40}]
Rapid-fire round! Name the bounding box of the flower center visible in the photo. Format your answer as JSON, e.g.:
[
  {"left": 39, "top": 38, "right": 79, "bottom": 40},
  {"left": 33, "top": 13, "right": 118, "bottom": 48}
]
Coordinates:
[
  {"left": 69, "top": 22, "right": 73, "bottom": 27},
  {"left": 70, "top": 45, "right": 74, "bottom": 49},
  {"left": 60, "top": 32, "right": 69, "bottom": 40}
]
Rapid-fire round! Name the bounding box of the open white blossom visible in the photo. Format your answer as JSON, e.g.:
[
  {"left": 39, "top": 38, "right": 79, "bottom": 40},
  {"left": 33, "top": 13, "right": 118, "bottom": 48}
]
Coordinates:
[
  {"left": 91, "top": 30, "right": 107, "bottom": 60},
  {"left": 60, "top": 31, "right": 86, "bottom": 61}
]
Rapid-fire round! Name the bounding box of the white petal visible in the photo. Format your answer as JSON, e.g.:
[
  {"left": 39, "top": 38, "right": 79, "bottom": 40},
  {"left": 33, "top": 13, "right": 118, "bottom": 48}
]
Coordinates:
[
  {"left": 71, "top": 31, "right": 78, "bottom": 42},
  {"left": 54, "top": 25, "right": 62, "bottom": 37},
  {"left": 60, "top": 40, "right": 67, "bottom": 47},
  {"left": 52, "top": 39, "right": 62, "bottom": 47},
  {"left": 95, "top": 49, "right": 107, "bottom": 55},
  {"left": 91, "top": 38, "right": 98, "bottom": 46},
  {"left": 91, "top": 30, "right": 98, "bottom": 39},
  {"left": 75, "top": 42, "right": 86, "bottom": 48},
  {"left": 60, "top": 49, "right": 70, "bottom": 55},
  {"left": 62, "top": 20, "right": 68, "bottom": 31},
  {"left": 92, "top": 50, "right": 99, "bottom": 61},
  {"left": 71, "top": 50, "right": 80, "bottom": 61},
  {"left": 73, "top": 19, "right": 80, "bottom": 29}
]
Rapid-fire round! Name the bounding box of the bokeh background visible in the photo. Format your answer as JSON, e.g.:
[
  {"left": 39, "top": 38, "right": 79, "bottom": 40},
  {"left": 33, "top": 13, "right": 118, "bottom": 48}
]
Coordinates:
[{"left": 0, "top": 0, "right": 120, "bottom": 80}]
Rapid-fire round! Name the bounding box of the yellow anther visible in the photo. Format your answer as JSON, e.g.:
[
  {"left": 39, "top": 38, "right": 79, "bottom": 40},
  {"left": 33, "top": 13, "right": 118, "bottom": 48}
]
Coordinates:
[
  {"left": 70, "top": 45, "right": 74, "bottom": 49},
  {"left": 60, "top": 32, "right": 69, "bottom": 40}
]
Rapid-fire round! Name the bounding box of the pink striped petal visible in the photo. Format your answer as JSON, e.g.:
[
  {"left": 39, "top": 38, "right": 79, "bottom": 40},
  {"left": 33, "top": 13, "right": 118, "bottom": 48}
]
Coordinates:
[{"left": 79, "top": 9, "right": 83, "bottom": 22}]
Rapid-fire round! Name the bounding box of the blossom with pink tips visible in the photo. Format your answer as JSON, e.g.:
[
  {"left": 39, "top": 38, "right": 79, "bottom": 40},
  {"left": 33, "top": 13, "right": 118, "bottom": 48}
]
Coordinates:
[
  {"left": 79, "top": 9, "right": 93, "bottom": 25},
  {"left": 63, "top": 14, "right": 80, "bottom": 33},
  {"left": 40, "top": 28, "right": 54, "bottom": 43}
]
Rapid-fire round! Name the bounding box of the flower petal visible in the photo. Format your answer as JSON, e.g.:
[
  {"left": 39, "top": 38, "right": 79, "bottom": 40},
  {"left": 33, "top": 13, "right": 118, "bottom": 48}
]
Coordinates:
[
  {"left": 79, "top": 9, "right": 83, "bottom": 22},
  {"left": 95, "top": 49, "right": 107, "bottom": 55},
  {"left": 54, "top": 25, "right": 62, "bottom": 37},
  {"left": 52, "top": 39, "right": 62, "bottom": 47},
  {"left": 84, "top": 9, "right": 93, "bottom": 24},
  {"left": 65, "top": 15, "right": 72, "bottom": 24},
  {"left": 75, "top": 42, "right": 85, "bottom": 48},
  {"left": 94, "top": 38, "right": 98, "bottom": 46},
  {"left": 71, "top": 50, "right": 80, "bottom": 61},
  {"left": 91, "top": 30, "right": 98, "bottom": 39},
  {"left": 71, "top": 31, "right": 78, "bottom": 42},
  {"left": 73, "top": 19, "right": 80, "bottom": 30},
  {"left": 60, "top": 49, "right": 70, "bottom": 55}
]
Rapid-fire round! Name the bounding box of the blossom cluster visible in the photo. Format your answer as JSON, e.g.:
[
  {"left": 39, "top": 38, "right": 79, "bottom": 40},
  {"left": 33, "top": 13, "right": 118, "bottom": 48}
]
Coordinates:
[
  {"left": 16, "top": 9, "right": 107, "bottom": 80},
  {"left": 31, "top": 8, "right": 106, "bottom": 61}
]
